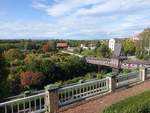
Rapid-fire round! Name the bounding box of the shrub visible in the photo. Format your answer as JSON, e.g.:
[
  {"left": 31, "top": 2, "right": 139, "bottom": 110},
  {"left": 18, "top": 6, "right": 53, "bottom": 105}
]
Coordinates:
[
  {"left": 20, "top": 71, "right": 44, "bottom": 89},
  {"left": 42, "top": 43, "right": 50, "bottom": 52},
  {"left": 4, "top": 48, "right": 23, "bottom": 61},
  {"left": 103, "top": 90, "right": 150, "bottom": 113}
]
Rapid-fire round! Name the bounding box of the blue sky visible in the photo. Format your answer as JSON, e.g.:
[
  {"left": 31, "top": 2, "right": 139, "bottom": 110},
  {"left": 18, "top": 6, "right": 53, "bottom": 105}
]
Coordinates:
[{"left": 0, "top": 0, "right": 150, "bottom": 40}]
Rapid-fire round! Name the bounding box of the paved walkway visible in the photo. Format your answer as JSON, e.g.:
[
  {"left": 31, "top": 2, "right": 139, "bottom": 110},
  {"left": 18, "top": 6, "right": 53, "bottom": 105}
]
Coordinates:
[{"left": 60, "top": 80, "right": 150, "bottom": 113}]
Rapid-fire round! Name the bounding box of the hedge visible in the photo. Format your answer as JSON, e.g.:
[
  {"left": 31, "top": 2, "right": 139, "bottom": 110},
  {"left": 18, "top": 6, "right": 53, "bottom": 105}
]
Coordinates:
[{"left": 103, "top": 90, "right": 150, "bottom": 113}]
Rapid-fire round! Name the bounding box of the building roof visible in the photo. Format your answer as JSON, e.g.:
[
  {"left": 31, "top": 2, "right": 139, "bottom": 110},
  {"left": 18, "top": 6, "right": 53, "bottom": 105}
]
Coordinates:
[
  {"left": 57, "top": 43, "right": 68, "bottom": 48},
  {"left": 113, "top": 43, "right": 122, "bottom": 57},
  {"left": 113, "top": 43, "right": 126, "bottom": 60}
]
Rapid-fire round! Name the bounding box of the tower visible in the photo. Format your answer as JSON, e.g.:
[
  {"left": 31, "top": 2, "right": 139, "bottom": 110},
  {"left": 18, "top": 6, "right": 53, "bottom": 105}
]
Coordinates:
[{"left": 111, "top": 43, "right": 127, "bottom": 74}]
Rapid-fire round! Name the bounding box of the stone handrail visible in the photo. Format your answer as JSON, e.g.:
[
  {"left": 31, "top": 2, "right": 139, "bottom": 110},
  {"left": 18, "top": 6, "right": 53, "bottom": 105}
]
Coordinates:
[
  {"left": 116, "top": 71, "right": 140, "bottom": 88},
  {"left": 58, "top": 78, "right": 109, "bottom": 106},
  {"left": 0, "top": 92, "right": 47, "bottom": 113},
  {"left": 0, "top": 67, "right": 149, "bottom": 113}
]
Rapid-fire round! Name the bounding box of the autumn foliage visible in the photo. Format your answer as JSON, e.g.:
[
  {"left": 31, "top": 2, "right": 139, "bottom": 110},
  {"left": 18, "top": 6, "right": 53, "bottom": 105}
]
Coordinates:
[
  {"left": 42, "top": 43, "right": 50, "bottom": 52},
  {"left": 4, "top": 48, "right": 23, "bottom": 61},
  {"left": 20, "top": 71, "right": 44, "bottom": 88}
]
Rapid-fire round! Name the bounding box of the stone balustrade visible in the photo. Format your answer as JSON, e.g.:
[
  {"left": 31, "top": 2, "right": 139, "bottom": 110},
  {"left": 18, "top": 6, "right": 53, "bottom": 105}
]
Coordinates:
[
  {"left": 0, "top": 92, "right": 46, "bottom": 113},
  {"left": 0, "top": 67, "right": 149, "bottom": 113},
  {"left": 58, "top": 78, "right": 109, "bottom": 106}
]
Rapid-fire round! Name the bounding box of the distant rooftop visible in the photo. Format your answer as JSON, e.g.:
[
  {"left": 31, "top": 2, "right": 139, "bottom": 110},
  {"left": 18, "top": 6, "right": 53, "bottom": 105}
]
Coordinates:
[{"left": 57, "top": 43, "right": 68, "bottom": 48}]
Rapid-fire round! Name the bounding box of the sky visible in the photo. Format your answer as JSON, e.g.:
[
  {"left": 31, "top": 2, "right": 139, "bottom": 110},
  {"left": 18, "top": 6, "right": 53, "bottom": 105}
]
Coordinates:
[{"left": 0, "top": 0, "right": 150, "bottom": 40}]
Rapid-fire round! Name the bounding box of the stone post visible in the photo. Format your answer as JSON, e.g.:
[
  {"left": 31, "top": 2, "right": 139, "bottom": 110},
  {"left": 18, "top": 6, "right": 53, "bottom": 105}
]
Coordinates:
[
  {"left": 45, "top": 84, "right": 60, "bottom": 113},
  {"left": 139, "top": 67, "right": 147, "bottom": 81},
  {"left": 106, "top": 75, "right": 116, "bottom": 92}
]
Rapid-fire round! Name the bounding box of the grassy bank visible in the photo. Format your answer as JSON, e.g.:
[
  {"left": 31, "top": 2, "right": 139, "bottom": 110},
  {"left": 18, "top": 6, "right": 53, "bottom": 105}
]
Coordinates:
[{"left": 103, "top": 90, "right": 150, "bottom": 113}]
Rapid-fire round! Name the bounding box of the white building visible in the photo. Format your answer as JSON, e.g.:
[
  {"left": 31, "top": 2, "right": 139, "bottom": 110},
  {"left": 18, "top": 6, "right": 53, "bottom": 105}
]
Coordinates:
[
  {"left": 109, "top": 38, "right": 123, "bottom": 51},
  {"left": 80, "top": 43, "right": 96, "bottom": 50}
]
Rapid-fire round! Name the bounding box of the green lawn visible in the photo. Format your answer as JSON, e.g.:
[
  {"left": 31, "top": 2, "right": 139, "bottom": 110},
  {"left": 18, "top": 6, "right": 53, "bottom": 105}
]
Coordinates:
[{"left": 103, "top": 90, "right": 150, "bottom": 113}]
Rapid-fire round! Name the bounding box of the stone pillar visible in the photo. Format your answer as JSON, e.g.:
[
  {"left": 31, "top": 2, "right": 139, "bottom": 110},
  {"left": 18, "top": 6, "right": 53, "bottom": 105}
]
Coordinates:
[
  {"left": 45, "top": 84, "right": 60, "bottom": 113},
  {"left": 106, "top": 75, "right": 116, "bottom": 92},
  {"left": 139, "top": 67, "right": 147, "bottom": 81}
]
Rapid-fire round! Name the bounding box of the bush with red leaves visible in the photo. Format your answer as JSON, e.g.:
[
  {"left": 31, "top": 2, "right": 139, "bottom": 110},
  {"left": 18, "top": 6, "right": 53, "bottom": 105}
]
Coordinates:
[
  {"left": 20, "top": 71, "right": 44, "bottom": 88},
  {"left": 42, "top": 43, "right": 50, "bottom": 52}
]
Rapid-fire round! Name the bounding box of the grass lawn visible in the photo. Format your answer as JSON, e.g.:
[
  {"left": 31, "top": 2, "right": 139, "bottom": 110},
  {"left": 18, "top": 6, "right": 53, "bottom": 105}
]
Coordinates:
[{"left": 103, "top": 90, "right": 150, "bottom": 113}]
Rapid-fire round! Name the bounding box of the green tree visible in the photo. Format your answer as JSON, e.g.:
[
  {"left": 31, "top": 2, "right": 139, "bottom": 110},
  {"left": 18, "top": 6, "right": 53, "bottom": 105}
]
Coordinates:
[
  {"left": 42, "top": 41, "right": 56, "bottom": 52},
  {"left": 48, "top": 41, "right": 56, "bottom": 51},
  {"left": 0, "top": 53, "right": 9, "bottom": 98},
  {"left": 4, "top": 48, "right": 23, "bottom": 61},
  {"left": 96, "top": 44, "right": 112, "bottom": 58},
  {"left": 123, "top": 40, "right": 136, "bottom": 56},
  {"left": 24, "top": 40, "right": 38, "bottom": 50},
  {"left": 136, "top": 28, "right": 150, "bottom": 60}
]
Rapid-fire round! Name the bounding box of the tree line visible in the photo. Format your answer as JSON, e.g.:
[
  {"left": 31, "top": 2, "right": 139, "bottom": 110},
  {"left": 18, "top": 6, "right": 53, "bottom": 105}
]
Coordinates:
[{"left": 0, "top": 41, "right": 96, "bottom": 99}]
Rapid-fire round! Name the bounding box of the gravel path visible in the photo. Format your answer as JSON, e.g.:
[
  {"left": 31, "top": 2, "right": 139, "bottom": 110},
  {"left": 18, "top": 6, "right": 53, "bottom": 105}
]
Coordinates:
[{"left": 60, "top": 80, "right": 150, "bottom": 113}]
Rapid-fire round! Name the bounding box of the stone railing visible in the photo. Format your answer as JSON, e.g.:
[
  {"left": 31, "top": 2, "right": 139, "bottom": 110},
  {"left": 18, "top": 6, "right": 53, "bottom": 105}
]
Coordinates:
[
  {"left": 0, "top": 67, "right": 149, "bottom": 113},
  {"left": 58, "top": 78, "right": 109, "bottom": 106},
  {"left": 116, "top": 71, "right": 140, "bottom": 88},
  {"left": 0, "top": 92, "right": 46, "bottom": 113},
  {"left": 147, "top": 68, "right": 150, "bottom": 78}
]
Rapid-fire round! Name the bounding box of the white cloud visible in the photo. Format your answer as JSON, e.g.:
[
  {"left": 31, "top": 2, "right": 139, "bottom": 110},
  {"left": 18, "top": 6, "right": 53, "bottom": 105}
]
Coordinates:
[
  {"left": 1, "top": 0, "right": 150, "bottom": 39},
  {"left": 75, "top": 0, "right": 150, "bottom": 16},
  {"left": 33, "top": 0, "right": 105, "bottom": 17},
  {"left": 33, "top": 0, "right": 150, "bottom": 17}
]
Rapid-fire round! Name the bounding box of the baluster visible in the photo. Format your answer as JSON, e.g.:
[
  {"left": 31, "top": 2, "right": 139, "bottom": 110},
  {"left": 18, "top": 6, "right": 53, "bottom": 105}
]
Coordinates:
[
  {"left": 79, "top": 87, "right": 81, "bottom": 97},
  {"left": 103, "top": 81, "right": 105, "bottom": 87},
  {"left": 106, "top": 79, "right": 109, "bottom": 90},
  {"left": 73, "top": 89, "right": 76, "bottom": 99},
  {"left": 29, "top": 100, "right": 31, "bottom": 112},
  {"left": 103, "top": 81, "right": 105, "bottom": 90},
  {"left": 5, "top": 105, "right": 7, "bottom": 113},
  {"left": 68, "top": 90, "right": 70, "bottom": 100},
  {"left": 93, "top": 84, "right": 95, "bottom": 92},
  {"left": 96, "top": 83, "right": 98, "bottom": 92},
  {"left": 99, "top": 82, "right": 101, "bottom": 91},
  {"left": 90, "top": 85, "right": 92, "bottom": 94},
  {"left": 97, "top": 82, "right": 99, "bottom": 89},
  {"left": 39, "top": 97, "right": 42, "bottom": 109},
  {"left": 66, "top": 91, "right": 68, "bottom": 100},
  {"left": 100, "top": 82, "right": 102, "bottom": 91},
  {"left": 76, "top": 88, "right": 79, "bottom": 98},
  {"left": 86, "top": 85, "right": 88, "bottom": 95},
  {"left": 11, "top": 104, "right": 13, "bottom": 113},
  {"left": 93, "top": 84, "right": 95, "bottom": 93},
  {"left": 78, "top": 88, "right": 81, "bottom": 97},
  {"left": 84, "top": 86, "right": 86, "bottom": 94},
  {"left": 69, "top": 89, "right": 72, "bottom": 99},
  {"left": 101, "top": 82, "right": 103, "bottom": 91},
  {"left": 64, "top": 91, "right": 66, "bottom": 102},
  {"left": 85, "top": 86, "right": 87, "bottom": 92},
  {"left": 96, "top": 83, "right": 98, "bottom": 91},
  {"left": 104, "top": 81, "right": 106, "bottom": 87},
  {"left": 104, "top": 81, "right": 106, "bottom": 90},
  {"left": 97, "top": 82, "right": 99, "bottom": 90},
  {"left": 83, "top": 87, "right": 86, "bottom": 96},
  {"left": 17, "top": 103, "right": 19, "bottom": 113},
  {"left": 72, "top": 89, "right": 74, "bottom": 99},
  {"left": 34, "top": 99, "right": 36, "bottom": 110},
  {"left": 81, "top": 87, "right": 84, "bottom": 97},
  {"left": 60, "top": 93, "right": 63, "bottom": 102},
  {"left": 76, "top": 88, "right": 78, "bottom": 98},
  {"left": 105, "top": 81, "right": 107, "bottom": 90},
  {"left": 88, "top": 85, "right": 90, "bottom": 94},
  {"left": 92, "top": 85, "right": 94, "bottom": 93},
  {"left": 95, "top": 83, "right": 97, "bottom": 92},
  {"left": 23, "top": 102, "right": 25, "bottom": 113}
]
